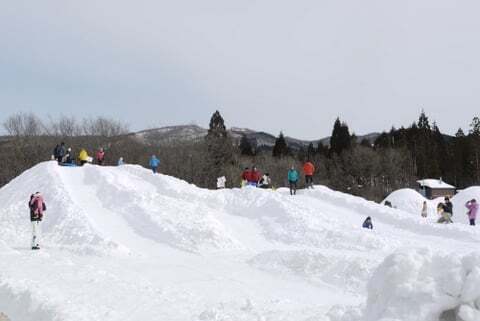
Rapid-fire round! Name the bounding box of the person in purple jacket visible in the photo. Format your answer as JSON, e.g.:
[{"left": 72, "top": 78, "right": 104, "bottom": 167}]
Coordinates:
[{"left": 465, "top": 199, "right": 478, "bottom": 226}]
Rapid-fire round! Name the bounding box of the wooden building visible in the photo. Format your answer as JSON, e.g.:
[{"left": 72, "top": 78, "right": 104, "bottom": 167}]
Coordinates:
[{"left": 417, "top": 179, "right": 456, "bottom": 200}]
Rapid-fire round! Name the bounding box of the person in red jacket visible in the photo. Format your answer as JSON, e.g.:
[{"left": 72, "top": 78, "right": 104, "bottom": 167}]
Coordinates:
[
  {"left": 303, "top": 161, "right": 315, "bottom": 189},
  {"left": 96, "top": 148, "right": 105, "bottom": 166},
  {"left": 241, "top": 167, "right": 250, "bottom": 187},
  {"left": 248, "top": 166, "right": 262, "bottom": 187}
]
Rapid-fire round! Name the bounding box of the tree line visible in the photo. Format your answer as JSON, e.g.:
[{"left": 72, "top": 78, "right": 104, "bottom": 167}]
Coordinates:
[{"left": 1, "top": 111, "right": 479, "bottom": 202}]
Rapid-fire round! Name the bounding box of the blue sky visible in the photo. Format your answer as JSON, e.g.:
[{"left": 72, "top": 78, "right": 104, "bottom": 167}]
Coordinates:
[{"left": 1, "top": 0, "right": 480, "bottom": 139}]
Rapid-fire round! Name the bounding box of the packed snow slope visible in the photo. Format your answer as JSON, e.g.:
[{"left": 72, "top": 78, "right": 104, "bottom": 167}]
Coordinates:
[{"left": 1, "top": 162, "right": 480, "bottom": 321}]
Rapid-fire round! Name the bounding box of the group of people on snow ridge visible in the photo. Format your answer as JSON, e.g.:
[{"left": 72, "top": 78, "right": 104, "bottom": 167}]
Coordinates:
[
  {"left": 53, "top": 143, "right": 107, "bottom": 167},
  {"left": 240, "top": 161, "right": 315, "bottom": 196}
]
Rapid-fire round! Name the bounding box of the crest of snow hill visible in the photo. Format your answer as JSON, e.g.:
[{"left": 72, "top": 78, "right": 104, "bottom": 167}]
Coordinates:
[
  {"left": 1, "top": 162, "right": 480, "bottom": 321},
  {"left": 133, "top": 124, "right": 380, "bottom": 150}
]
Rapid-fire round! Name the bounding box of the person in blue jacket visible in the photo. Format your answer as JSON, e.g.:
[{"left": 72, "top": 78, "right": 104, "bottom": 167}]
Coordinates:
[
  {"left": 149, "top": 155, "right": 160, "bottom": 174},
  {"left": 288, "top": 165, "right": 299, "bottom": 195}
]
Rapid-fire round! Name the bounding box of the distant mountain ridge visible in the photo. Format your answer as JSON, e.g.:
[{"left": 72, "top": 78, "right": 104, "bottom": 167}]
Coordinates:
[{"left": 133, "top": 125, "right": 381, "bottom": 150}]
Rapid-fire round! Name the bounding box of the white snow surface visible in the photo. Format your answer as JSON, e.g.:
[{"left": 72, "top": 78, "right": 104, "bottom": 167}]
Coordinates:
[{"left": 1, "top": 162, "right": 480, "bottom": 321}]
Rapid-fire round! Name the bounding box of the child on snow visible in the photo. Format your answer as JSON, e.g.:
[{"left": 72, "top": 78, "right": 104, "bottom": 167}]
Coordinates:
[
  {"left": 362, "top": 217, "right": 373, "bottom": 229},
  {"left": 259, "top": 173, "right": 272, "bottom": 189},
  {"left": 465, "top": 199, "right": 478, "bottom": 226},
  {"left": 149, "top": 155, "right": 160, "bottom": 174},
  {"left": 96, "top": 148, "right": 105, "bottom": 166},
  {"left": 217, "top": 176, "right": 226, "bottom": 189},
  {"left": 29, "top": 192, "right": 46, "bottom": 250},
  {"left": 421, "top": 201, "right": 428, "bottom": 218}
]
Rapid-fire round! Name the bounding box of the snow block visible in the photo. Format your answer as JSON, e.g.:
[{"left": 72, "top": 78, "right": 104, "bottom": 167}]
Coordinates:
[{"left": 364, "top": 248, "right": 480, "bottom": 321}]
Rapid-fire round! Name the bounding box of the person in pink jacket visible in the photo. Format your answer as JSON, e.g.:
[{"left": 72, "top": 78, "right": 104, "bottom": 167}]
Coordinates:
[{"left": 465, "top": 199, "right": 478, "bottom": 226}]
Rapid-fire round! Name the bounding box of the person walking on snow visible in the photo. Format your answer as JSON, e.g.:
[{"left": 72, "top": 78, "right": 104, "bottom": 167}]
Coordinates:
[
  {"left": 29, "top": 192, "right": 46, "bottom": 250},
  {"left": 149, "top": 155, "right": 160, "bottom": 174},
  {"left": 303, "top": 161, "right": 315, "bottom": 189},
  {"left": 117, "top": 157, "right": 124, "bottom": 166},
  {"left": 421, "top": 201, "right": 428, "bottom": 218},
  {"left": 362, "top": 216, "right": 373, "bottom": 229},
  {"left": 466, "top": 199, "right": 478, "bottom": 226},
  {"left": 288, "top": 165, "right": 299, "bottom": 195},
  {"left": 96, "top": 148, "right": 105, "bottom": 166}
]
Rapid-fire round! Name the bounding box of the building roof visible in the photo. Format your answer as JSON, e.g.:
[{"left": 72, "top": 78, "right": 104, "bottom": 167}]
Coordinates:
[{"left": 417, "top": 179, "right": 455, "bottom": 189}]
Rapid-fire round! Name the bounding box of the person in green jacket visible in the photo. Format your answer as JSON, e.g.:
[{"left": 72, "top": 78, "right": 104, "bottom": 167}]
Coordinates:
[{"left": 288, "top": 165, "right": 299, "bottom": 196}]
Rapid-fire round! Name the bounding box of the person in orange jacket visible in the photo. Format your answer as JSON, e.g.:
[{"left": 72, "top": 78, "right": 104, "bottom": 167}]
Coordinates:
[{"left": 303, "top": 161, "right": 315, "bottom": 189}]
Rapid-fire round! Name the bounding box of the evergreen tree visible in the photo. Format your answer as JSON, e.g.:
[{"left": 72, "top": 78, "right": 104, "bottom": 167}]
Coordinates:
[
  {"left": 417, "top": 110, "right": 431, "bottom": 130},
  {"left": 307, "top": 142, "right": 315, "bottom": 160},
  {"left": 317, "top": 142, "right": 328, "bottom": 156},
  {"left": 205, "top": 111, "right": 234, "bottom": 187},
  {"left": 469, "top": 117, "right": 480, "bottom": 183},
  {"left": 272, "top": 132, "right": 289, "bottom": 158},
  {"left": 330, "top": 117, "right": 351, "bottom": 155}
]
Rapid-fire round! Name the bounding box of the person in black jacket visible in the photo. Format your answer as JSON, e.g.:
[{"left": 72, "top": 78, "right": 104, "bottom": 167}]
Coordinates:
[{"left": 444, "top": 197, "right": 453, "bottom": 218}]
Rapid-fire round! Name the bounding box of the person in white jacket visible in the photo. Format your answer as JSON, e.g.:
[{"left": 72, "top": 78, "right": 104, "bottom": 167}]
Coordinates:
[{"left": 217, "top": 176, "right": 226, "bottom": 189}]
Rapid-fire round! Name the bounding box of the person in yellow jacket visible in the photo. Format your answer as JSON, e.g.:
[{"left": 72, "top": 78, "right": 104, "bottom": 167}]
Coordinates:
[{"left": 78, "top": 149, "right": 89, "bottom": 166}]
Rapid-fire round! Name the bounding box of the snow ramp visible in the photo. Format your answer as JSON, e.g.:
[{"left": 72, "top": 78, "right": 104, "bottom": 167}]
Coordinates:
[{"left": 0, "top": 161, "right": 479, "bottom": 321}]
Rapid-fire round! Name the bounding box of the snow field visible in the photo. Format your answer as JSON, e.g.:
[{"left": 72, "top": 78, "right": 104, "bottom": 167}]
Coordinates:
[{"left": 0, "top": 161, "right": 479, "bottom": 320}]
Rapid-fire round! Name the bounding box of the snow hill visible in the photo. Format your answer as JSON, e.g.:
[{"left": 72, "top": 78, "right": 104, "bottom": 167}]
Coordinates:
[{"left": 1, "top": 162, "right": 480, "bottom": 321}]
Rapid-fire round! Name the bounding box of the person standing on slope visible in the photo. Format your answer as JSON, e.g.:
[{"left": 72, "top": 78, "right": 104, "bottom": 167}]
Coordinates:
[
  {"left": 421, "top": 201, "right": 428, "bottom": 218},
  {"left": 96, "top": 147, "right": 105, "bottom": 166},
  {"left": 303, "top": 161, "right": 315, "bottom": 189},
  {"left": 362, "top": 216, "right": 373, "bottom": 229},
  {"left": 149, "top": 155, "right": 160, "bottom": 174},
  {"left": 466, "top": 199, "right": 478, "bottom": 226},
  {"left": 29, "top": 192, "right": 46, "bottom": 250},
  {"left": 117, "top": 157, "right": 124, "bottom": 166},
  {"left": 288, "top": 165, "right": 299, "bottom": 195}
]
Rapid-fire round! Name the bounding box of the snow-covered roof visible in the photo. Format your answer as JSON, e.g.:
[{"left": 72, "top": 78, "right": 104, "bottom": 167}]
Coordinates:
[{"left": 417, "top": 179, "right": 455, "bottom": 189}]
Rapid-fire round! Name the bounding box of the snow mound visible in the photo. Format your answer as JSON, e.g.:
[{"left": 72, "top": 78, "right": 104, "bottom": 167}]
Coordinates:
[
  {"left": 364, "top": 249, "right": 480, "bottom": 321},
  {"left": 382, "top": 188, "right": 426, "bottom": 215},
  {"left": 452, "top": 187, "right": 480, "bottom": 224}
]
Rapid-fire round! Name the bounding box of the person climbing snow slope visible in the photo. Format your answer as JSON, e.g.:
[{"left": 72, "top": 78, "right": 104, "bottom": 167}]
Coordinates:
[{"left": 29, "top": 192, "right": 46, "bottom": 250}]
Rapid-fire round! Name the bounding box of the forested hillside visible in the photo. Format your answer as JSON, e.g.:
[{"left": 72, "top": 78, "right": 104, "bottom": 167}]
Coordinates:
[{"left": 1, "top": 110, "right": 479, "bottom": 201}]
